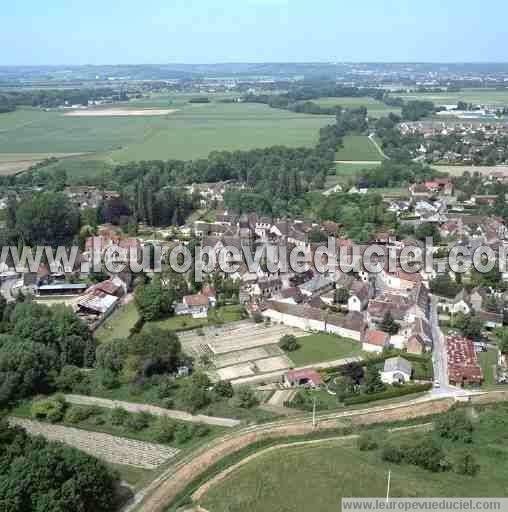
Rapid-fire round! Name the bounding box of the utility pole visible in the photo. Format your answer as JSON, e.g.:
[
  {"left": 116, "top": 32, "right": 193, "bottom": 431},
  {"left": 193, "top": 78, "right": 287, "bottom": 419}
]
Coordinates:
[
  {"left": 312, "top": 396, "right": 317, "bottom": 428},
  {"left": 385, "top": 469, "right": 391, "bottom": 503}
]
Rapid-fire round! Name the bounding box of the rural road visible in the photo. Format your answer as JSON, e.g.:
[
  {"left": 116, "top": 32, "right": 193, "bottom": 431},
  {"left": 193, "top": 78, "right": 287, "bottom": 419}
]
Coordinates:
[
  {"left": 368, "top": 133, "right": 389, "bottom": 160},
  {"left": 124, "top": 393, "right": 460, "bottom": 512}
]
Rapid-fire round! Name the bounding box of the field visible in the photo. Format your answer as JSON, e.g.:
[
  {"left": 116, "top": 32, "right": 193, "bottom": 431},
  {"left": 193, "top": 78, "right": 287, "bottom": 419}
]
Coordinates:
[
  {"left": 335, "top": 135, "right": 383, "bottom": 162},
  {"left": 398, "top": 88, "right": 508, "bottom": 107},
  {"left": 95, "top": 301, "right": 140, "bottom": 343},
  {"left": 288, "top": 333, "right": 363, "bottom": 367},
  {"left": 313, "top": 96, "right": 401, "bottom": 117},
  {"left": 200, "top": 404, "right": 508, "bottom": 512},
  {"left": 0, "top": 99, "right": 333, "bottom": 164}
]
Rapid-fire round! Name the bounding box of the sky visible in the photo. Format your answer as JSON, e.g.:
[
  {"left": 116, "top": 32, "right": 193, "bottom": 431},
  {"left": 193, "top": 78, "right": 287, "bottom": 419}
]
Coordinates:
[{"left": 2, "top": 0, "right": 508, "bottom": 65}]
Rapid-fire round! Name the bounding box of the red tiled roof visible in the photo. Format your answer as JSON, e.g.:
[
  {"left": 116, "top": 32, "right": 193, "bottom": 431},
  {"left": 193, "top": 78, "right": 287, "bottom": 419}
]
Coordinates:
[
  {"left": 364, "top": 330, "right": 388, "bottom": 346},
  {"left": 286, "top": 369, "right": 322, "bottom": 386},
  {"left": 447, "top": 335, "right": 483, "bottom": 385},
  {"left": 183, "top": 294, "right": 209, "bottom": 307}
]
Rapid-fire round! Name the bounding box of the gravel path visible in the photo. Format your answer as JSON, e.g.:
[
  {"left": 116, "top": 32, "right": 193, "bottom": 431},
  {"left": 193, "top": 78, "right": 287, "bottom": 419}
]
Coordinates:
[
  {"left": 65, "top": 394, "right": 241, "bottom": 428},
  {"left": 10, "top": 418, "right": 180, "bottom": 469}
]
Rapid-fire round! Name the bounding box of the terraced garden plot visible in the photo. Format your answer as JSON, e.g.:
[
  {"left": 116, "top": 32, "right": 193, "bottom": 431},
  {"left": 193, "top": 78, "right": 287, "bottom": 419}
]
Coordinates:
[{"left": 10, "top": 418, "right": 179, "bottom": 469}]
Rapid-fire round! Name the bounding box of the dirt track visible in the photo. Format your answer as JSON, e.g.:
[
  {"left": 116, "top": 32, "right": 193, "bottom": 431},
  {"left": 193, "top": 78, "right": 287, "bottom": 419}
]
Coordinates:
[{"left": 127, "top": 395, "right": 454, "bottom": 512}]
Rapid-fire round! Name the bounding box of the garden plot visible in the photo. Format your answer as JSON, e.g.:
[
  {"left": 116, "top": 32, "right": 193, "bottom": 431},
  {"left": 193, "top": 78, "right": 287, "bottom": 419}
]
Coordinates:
[
  {"left": 217, "top": 363, "right": 256, "bottom": 381},
  {"left": 179, "top": 321, "right": 306, "bottom": 359},
  {"left": 254, "top": 355, "right": 292, "bottom": 373},
  {"left": 213, "top": 346, "right": 278, "bottom": 369}
]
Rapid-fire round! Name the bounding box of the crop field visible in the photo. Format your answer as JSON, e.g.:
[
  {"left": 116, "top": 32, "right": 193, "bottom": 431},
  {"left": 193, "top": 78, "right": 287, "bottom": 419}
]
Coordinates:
[
  {"left": 313, "top": 96, "right": 401, "bottom": 117},
  {"left": 335, "top": 135, "right": 383, "bottom": 162},
  {"left": 200, "top": 403, "right": 508, "bottom": 512},
  {"left": 398, "top": 88, "right": 508, "bottom": 107},
  {"left": 0, "top": 100, "right": 333, "bottom": 164}
]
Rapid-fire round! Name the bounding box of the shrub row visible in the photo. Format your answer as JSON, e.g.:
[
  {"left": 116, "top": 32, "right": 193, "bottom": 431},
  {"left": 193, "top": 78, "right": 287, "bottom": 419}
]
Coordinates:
[{"left": 343, "top": 383, "right": 432, "bottom": 406}]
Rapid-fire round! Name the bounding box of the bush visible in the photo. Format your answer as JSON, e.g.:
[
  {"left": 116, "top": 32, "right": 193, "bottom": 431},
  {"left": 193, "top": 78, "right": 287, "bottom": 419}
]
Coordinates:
[
  {"left": 357, "top": 432, "right": 379, "bottom": 451},
  {"left": 175, "top": 424, "right": 193, "bottom": 444},
  {"left": 124, "top": 411, "right": 152, "bottom": 432},
  {"left": 157, "top": 376, "right": 178, "bottom": 399},
  {"left": 64, "top": 405, "right": 97, "bottom": 424},
  {"left": 98, "top": 369, "right": 120, "bottom": 390},
  {"left": 279, "top": 334, "right": 300, "bottom": 352},
  {"left": 343, "top": 383, "right": 432, "bottom": 406},
  {"left": 434, "top": 409, "right": 473, "bottom": 443},
  {"left": 229, "top": 385, "right": 259, "bottom": 409},
  {"left": 405, "top": 438, "right": 447, "bottom": 472},
  {"left": 31, "top": 396, "right": 66, "bottom": 423},
  {"left": 453, "top": 450, "right": 480, "bottom": 476},
  {"left": 154, "top": 417, "right": 177, "bottom": 443},
  {"left": 56, "top": 365, "right": 89, "bottom": 392},
  {"left": 381, "top": 444, "right": 404, "bottom": 463},
  {"left": 213, "top": 380, "right": 234, "bottom": 399},
  {"left": 110, "top": 407, "right": 129, "bottom": 426}
]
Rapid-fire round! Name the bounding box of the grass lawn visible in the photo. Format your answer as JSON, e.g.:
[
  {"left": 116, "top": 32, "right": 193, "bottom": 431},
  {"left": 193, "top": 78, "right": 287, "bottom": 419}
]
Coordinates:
[
  {"left": 335, "top": 161, "right": 381, "bottom": 176},
  {"left": 95, "top": 301, "right": 140, "bottom": 343},
  {"left": 106, "top": 463, "right": 157, "bottom": 492},
  {"left": 288, "top": 333, "right": 362, "bottom": 367},
  {"left": 200, "top": 403, "right": 508, "bottom": 512},
  {"left": 478, "top": 349, "right": 498, "bottom": 388},
  {"left": 335, "top": 135, "right": 383, "bottom": 162},
  {"left": 0, "top": 102, "right": 332, "bottom": 162},
  {"left": 313, "top": 96, "right": 401, "bottom": 117},
  {"left": 145, "top": 305, "right": 245, "bottom": 333}
]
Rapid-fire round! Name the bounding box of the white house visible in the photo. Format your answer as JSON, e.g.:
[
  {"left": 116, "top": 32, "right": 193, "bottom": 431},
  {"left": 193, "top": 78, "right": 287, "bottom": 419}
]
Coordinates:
[{"left": 381, "top": 357, "right": 412, "bottom": 384}]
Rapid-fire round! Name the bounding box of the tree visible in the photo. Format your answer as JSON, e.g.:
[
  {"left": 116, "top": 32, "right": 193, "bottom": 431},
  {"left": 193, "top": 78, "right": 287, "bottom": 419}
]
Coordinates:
[
  {"left": 134, "top": 278, "right": 176, "bottom": 322},
  {"left": 455, "top": 313, "right": 483, "bottom": 341},
  {"left": 429, "top": 273, "right": 461, "bottom": 298},
  {"left": 334, "top": 288, "right": 349, "bottom": 305},
  {"left": 15, "top": 192, "right": 80, "bottom": 246},
  {"left": 380, "top": 310, "right": 399, "bottom": 335},
  {"left": 213, "top": 380, "right": 234, "bottom": 399},
  {"left": 363, "top": 364, "right": 386, "bottom": 394},
  {"left": 415, "top": 222, "right": 441, "bottom": 243},
  {"left": 279, "top": 334, "right": 300, "bottom": 352},
  {"left": 230, "top": 385, "right": 259, "bottom": 409},
  {"left": 0, "top": 419, "right": 117, "bottom": 511}
]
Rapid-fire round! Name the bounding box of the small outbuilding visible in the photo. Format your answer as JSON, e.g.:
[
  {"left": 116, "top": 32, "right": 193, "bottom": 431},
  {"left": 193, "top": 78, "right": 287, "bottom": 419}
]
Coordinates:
[{"left": 381, "top": 356, "right": 412, "bottom": 384}]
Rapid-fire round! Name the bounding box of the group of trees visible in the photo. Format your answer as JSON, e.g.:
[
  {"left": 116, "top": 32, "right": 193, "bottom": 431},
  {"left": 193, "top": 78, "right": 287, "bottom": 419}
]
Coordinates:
[
  {"left": 0, "top": 299, "right": 95, "bottom": 406},
  {"left": 0, "top": 87, "right": 128, "bottom": 110},
  {"left": 0, "top": 419, "right": 117, "bottom": 511},
  {"left": 95, "top": 326, "right": 187, "bottom": 388},
  {"left": 318, "top": 191, "right": 396, "bottom": 242}
]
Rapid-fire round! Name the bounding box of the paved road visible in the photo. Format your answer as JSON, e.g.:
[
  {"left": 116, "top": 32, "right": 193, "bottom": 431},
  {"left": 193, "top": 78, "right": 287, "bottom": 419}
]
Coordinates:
[
  {"left": 65, "top": 395, "right": 242, "bottom": 428},
  {"left": 429, "top": 295, "right": 469, "bottom": 398}
]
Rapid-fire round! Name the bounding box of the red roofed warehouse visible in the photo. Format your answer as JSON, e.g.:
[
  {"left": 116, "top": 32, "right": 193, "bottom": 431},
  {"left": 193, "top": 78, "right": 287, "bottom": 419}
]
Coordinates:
[{"left": 447, "top": 335, "right": 483, "bottom": 387}]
